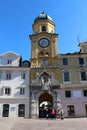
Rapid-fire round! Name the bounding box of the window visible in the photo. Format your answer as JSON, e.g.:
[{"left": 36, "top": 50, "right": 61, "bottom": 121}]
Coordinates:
[
  {"left": 20, "top": 88, "right": 25, "bottom": 95},
  {"left": 63, "top": 71, "right": 70, "bottom": 82},
  {"left": 0, "top": 71, "right": 2, "bottom": 80},
  {"left": 21, "top": 72, "right": 26, "bottom": 79},
  {"left": 6, "top": 73, "right": 11, "bottom": 80},
  {"left": 41, "top": 59, "right": 48, "bottom": 65},
  {"left": 62, "top": 58, "right": 68, "bottom": 65},
  {"left": 0, "top": 58, "right": 1, "bottom": 64},
  {"left": 83, "top": 90, "right": 87, "bottom": 97},
  {"left": 7, "top": 60, "right": 12, "bottom": 64},
  {"left": 80, "top": 71, "right": 87, "bottom": 81},
  {"left": 3, "top": 104, "right": 9, "bottom": 117},
  {"left": 5, "top": 88, "right": 11, "bottom": 95},
  {"left": 65, "top": 90, "right": 71, "bottom": 98},
  {"left": 18, "top": 104, "right": 25, "bottom": 117},
  {"left": 79, "top": 58, "right": 84, "bottom": 65},
  {"left": 42, "top": 26, "right": 46, "bottom": 31}
]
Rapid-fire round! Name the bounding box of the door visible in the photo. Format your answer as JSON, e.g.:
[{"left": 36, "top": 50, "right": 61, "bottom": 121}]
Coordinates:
[
  {"left": 3, "top": 104, "right": 9, "bottom": 117},
  {"left": 67, "top": 105, "right": 75, "bottom": 117},
  {"left": 18, "top": 104, "right": 25, "bottom": 117},
  {"left": 85, "top": 104, "right": 87, "bottom": 116}
]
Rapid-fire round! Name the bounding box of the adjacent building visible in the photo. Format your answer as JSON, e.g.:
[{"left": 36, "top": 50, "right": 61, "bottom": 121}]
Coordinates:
[
  {"left": 0, "top": 12, "right": 87, "bottom": 118},
  {"left": 0, "top": 52, "right": 30, "bottom": 118}
]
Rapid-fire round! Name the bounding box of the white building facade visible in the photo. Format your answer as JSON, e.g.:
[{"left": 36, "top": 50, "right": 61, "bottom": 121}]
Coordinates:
[{"left": 0, "top": 52, "right": 30, "bottom": 118}]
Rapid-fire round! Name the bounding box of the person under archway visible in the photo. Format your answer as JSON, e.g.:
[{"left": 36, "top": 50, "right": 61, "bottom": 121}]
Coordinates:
[{"left": 51, "top": 107, "right": 56, "bottom": 119}]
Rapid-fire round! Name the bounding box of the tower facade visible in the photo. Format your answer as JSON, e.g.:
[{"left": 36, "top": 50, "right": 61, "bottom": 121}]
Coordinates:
[{"left": 29, "top": 12, "right": 62, "bottom": 118}]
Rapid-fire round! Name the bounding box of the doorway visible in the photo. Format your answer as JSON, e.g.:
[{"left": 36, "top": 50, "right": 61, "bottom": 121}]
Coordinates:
[
  {"left": 3, "top": 104, "right": 9, "bottom": 117},
  {"left": 18, "top": 104, "right": 25, "bottom": 117},
  {"left": 85, "top": 104, "right": 87, "bottom": 116},
  {"left": 39, "top": 92, "right": 53, "bottom": 118},
  {"left": 67, "top": 105, "right": 75, "bottom": 117}
]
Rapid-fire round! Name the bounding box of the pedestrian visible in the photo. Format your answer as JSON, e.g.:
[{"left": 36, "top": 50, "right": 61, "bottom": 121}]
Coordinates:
[
  {"left": 60, "top": 108, "right": 64, "bottom": 120},
  {"left": 51, "top": 108, "right": 55, "bottom": 119},
  {"left": 46, "top": 109, "right": 49, "bottom": 119},
  {"left": 57, "top": 107, "right": 61, "bottom": 118}
]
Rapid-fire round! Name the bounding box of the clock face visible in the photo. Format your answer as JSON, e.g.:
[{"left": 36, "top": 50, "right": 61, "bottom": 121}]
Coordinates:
[{"left": 39, "top": 38, "right": 49, "bottom": 47}]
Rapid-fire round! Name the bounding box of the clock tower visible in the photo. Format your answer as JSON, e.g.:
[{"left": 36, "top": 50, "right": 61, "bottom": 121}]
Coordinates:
[
  {"left": 29, "top": 12, "right": 61, "bottom": 118},
  {"left": 29, "top": 12, "right": 58, "bottom": 67}
]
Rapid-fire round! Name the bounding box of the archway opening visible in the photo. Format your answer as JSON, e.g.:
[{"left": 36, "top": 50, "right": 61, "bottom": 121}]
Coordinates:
[{"left": 39, "top": 92, "right": 53, "bottom": 118}]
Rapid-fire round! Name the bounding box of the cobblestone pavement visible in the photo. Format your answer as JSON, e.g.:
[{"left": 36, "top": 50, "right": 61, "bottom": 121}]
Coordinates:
[{"left": 0, "top": 118, "right": 87, "bottom": 130}]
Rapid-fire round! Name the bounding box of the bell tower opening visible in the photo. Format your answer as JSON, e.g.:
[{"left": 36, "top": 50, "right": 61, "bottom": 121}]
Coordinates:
[{"left": 39, "top": 92, "right": 53, "bottom": 118}]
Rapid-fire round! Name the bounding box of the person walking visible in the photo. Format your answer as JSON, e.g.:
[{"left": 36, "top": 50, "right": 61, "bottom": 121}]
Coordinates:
[
  {"left": 60, "top": 108, "right": 64, "bottom": 120},
  {"left": 51, "top": 108, "right": 55, "bottom": 119},
  {"left": 46, "top": 109, "right": 49, "bottom": 119},
  {"left": 57, "top": 107, "right": 61, "bottom": 118}
]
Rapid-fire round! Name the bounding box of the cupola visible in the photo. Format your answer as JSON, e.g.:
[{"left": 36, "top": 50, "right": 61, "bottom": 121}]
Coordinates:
[{"left": 32, "top": 12, "right": 55, "bottom": 34}]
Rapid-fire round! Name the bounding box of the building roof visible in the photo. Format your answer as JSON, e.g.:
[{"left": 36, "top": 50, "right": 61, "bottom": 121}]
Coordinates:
[{"left": 34, "top": 12, "right": 53, "bottom": 23}]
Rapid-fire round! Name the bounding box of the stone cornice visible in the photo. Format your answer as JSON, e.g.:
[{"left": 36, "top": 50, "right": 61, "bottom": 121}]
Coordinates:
[
  {"left": 0, "top": 66, "right": 30, "bottom": 71},
  {"left": 61, "top": 84, "right": 87, "bottom": 89}
]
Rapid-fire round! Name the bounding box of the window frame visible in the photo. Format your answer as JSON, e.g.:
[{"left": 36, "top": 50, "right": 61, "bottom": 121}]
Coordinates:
[
  {"left": 42, "top": 26, "right": 46, "bottom": 32},
  {"left": 3, "top": 87, "right": 11, "bottom": 95},
  {"left": 6, "top": 72, "right": 11, "bottom": 80},
  {"left": 21, "top": 72, "right": 26, "bottom": 80},
  {"left": 83, "top": 90, "right": 87, "bottom": 97},
  {"left": 62, "top": 58, "right": 68, "bottom": 66},
  {"left": 65, "top": 90, "right": 71, "bottom": 98},
  {"left": 78, "top": 57, "right": 84, "bottom": 66},
  {"left": 80, "top": 70, "right": 87, "bottom": 82},
  {"left": 7, "top": 60, "right": 12, "bottom": 65},
  {"left": 20, "top": 88, "right": 25, "bottom": 95},
  {"left": 63, "top": 70, "right": 71, "bottom": 84},
  {"left": 41, "top": 59, "right": 48, "bottom": 66}
]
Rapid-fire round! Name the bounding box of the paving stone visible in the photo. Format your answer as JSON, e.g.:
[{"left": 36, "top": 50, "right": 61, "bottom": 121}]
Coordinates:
[{"left": 0, "top": 118, "right": 87, "bottom": 130}]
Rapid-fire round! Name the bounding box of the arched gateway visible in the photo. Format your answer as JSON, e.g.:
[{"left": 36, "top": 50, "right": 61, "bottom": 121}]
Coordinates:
[
  {"left": 30, "top": 70, "right": 62, "bottom": 118},
  {"left": 39, "top": 92, "right": 53, "bottom": 118}
]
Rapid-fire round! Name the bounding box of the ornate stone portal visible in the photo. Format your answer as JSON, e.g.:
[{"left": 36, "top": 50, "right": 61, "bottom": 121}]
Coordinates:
[{"left": 30, "top": 70, "right": 62, "bottom": 118}]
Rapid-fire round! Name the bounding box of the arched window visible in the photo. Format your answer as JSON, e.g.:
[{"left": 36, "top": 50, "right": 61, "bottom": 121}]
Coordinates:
[{"left": 42, "top": 26, "right": 46, "bottom": 32}]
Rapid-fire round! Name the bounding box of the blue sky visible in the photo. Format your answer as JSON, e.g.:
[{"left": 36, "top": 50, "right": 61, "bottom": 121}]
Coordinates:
[{"left": 0, "top": 0, "right": 87, "bottom": 60}]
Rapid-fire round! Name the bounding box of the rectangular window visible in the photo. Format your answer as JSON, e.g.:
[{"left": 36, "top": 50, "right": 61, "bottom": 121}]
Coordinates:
[
  {"left": 83, "top": 90, "right": 87, "bottom": 97},
  {"left": 6, "top": 73, "right": 11, "bottom": 80},
  {"left": 5, "top": 88, "right": 11, "bottom": 95},
  {"left": 80, "top": 71, "right": 87, "bottom": 81},
  {"left": 21, "top": 73, "right": 26, "bottom": 79},
  {"left": 41, "top": 59, "right": 48, "bottom": 65},
  {"left": 0, "top": 58, "right": 1, "bottom": 64},
  {"left": 62, "top": 58, "right": 68, "bottom": 65},
  {"left": 65, "top": 90, "right": 71, "bottom": 98},
  {"left": 0, "top": 71, "right": 2, "bottom": 80},
  {"left": 79, "top": 58, "right": 84, "bottom": 65},
  {"left": 20, "top": 88, "right": 25, "bottom": 95},
  {"left": 63, "top": 71, "right": 70, "bottom": 82},
  {"left": 7, "top": 60, "right": 12, "bottom": 64}
]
